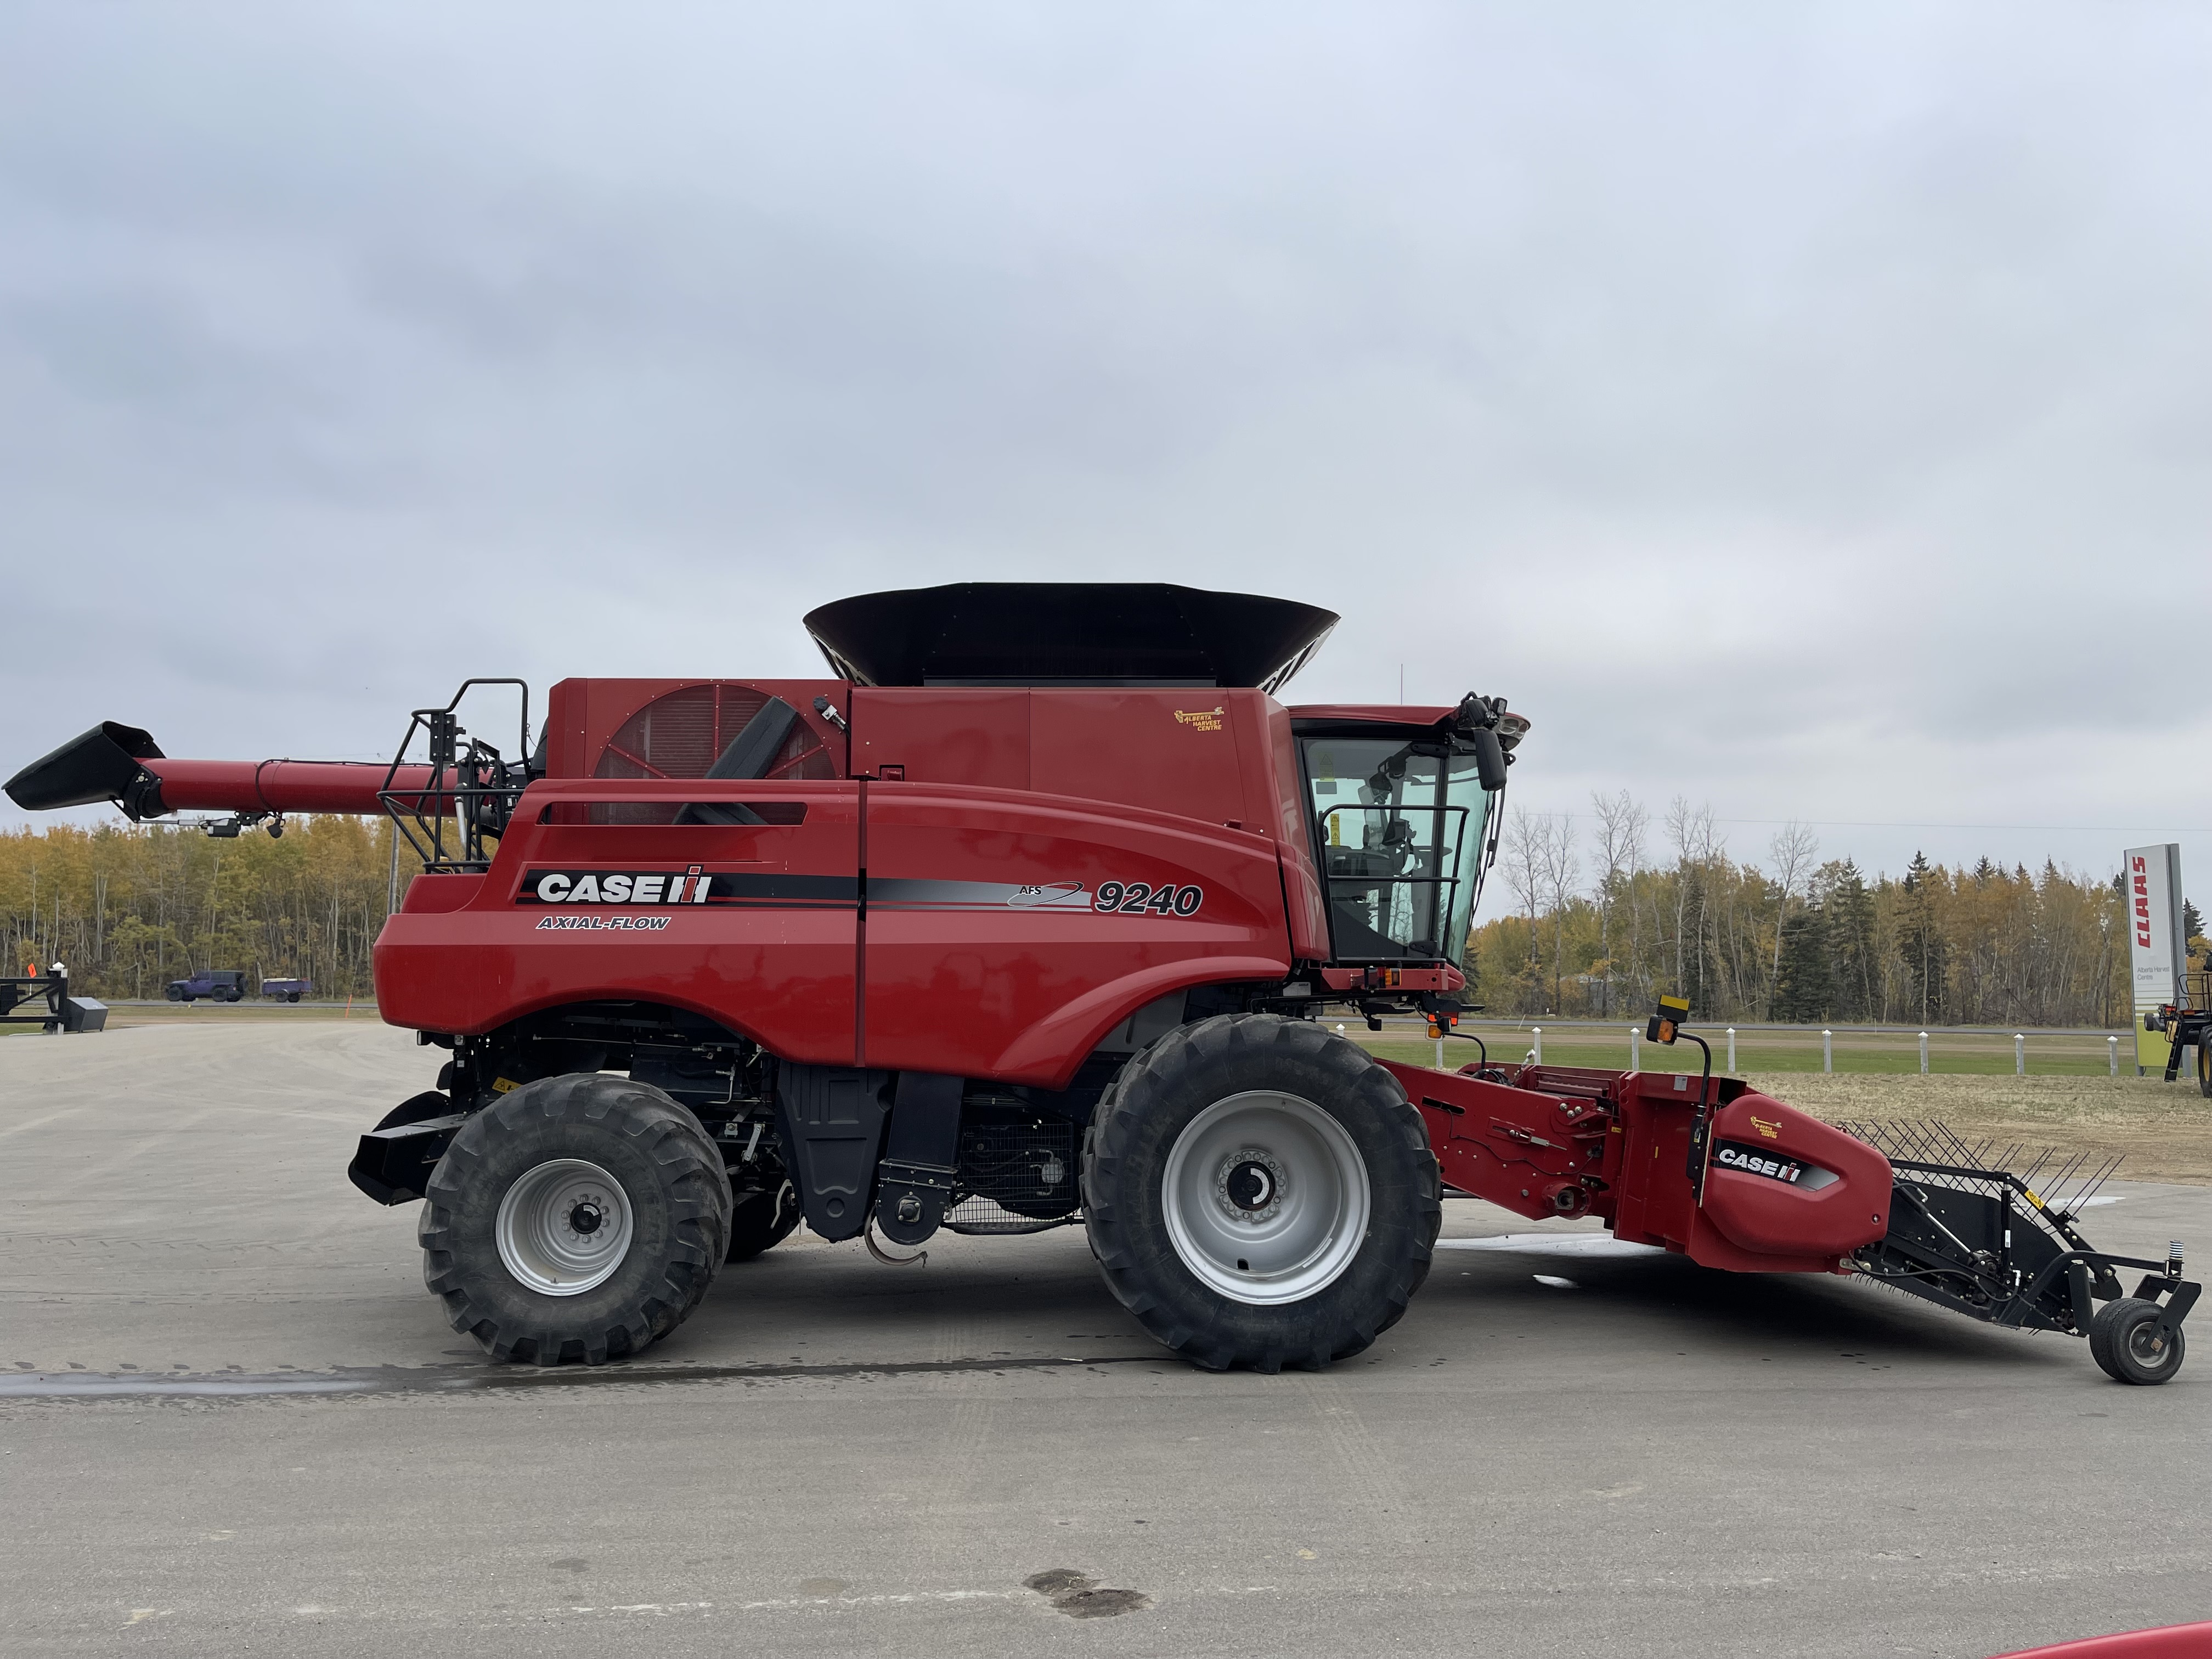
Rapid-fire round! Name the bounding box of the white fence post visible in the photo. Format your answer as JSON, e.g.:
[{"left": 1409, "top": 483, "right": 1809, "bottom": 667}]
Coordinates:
[
  {"left": 1919, "top": 1031, "right": 1929, "bottom": 1075},
  {"left": 2015, "top": 1033, "right": 2025, "bottom": 1076},
  {"left": 1822, "top": 1029, "right": 1833, "bottom": 1074},
  {"left": 1726, "top": 1028, "right": 1737, "bottom": 1071},
  {"left": 1629, "top": 1024, "right": 1639, "bottom": 1068},
  {"left": 1532, "top": 1025, "right": 1542, "bottom": 1065},
  {"left": 2108, "top": 1035, "right": 2119, "bottom": 1077}
]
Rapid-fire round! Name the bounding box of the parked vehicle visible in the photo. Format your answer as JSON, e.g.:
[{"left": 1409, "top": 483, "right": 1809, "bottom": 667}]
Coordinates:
[
  {"left": 261, "top": 978, "right": 313, "bottom": 1003},
  {"left": 2143, "top": 968, "right": 2210, "bottom": 1096},
  {"left": 7, "top": 582, "right": 2196, "bottom": 1382},
  {"left": 166, "top": 969, "right": 245, "bottom": 1003}
]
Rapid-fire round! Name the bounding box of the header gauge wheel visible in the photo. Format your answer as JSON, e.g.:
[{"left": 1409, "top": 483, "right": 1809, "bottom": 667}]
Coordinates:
[
  {"left": 1083, "top": 1013, "right": 1440, "bottom": 1372},
  {"left": 2089, "top": 1297, "right": 2186, "bottom": 1386}
]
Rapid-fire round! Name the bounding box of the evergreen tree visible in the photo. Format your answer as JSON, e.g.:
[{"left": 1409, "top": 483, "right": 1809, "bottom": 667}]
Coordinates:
[
  {"left": 1770, "top": 901, "right": 1833, "bottom": 1022},
  {"left": 1818, "top": 858, "right": 1877, "bottom": 1022},
  {"left": 1900, "top": 851, "right": 1946, "bottom": 1024}
]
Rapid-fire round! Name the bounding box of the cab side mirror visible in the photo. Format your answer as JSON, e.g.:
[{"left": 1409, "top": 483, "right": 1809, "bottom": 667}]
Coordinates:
[{"left": 1469, "top": 727, "right": 1508, "bottom": 792}]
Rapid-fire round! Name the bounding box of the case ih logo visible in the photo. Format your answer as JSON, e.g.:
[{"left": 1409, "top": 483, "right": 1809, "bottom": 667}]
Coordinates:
[
  {"left": 524, "top": 868, "right": 713, "bottom": 906},
  {"left": 2133, "top": 855, "right": 2152, "bottom": 949},
  {"left": 1712, "top": 1140, "right": 1838, "bottom": 1190}
]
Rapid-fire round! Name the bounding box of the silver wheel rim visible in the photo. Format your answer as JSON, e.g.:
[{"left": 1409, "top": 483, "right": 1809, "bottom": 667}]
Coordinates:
[
  {"left": 494, "top": 1158, "right": 634, "bottom": 1296},
  {"left": 2127, "top": 1321, "right": 2172, "bottom": 1370},
  {"left": 1161, "top": 1090, "right": 1370, "bottom": 1306}
]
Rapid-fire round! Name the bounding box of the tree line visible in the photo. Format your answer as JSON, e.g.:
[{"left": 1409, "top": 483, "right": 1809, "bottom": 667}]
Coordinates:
[
  {"left": 2, "top": 818, "right": 413, "bottom": 1001},
  {"left": 1472, "top": 795, "right": 2206, "bottom": 1029}
]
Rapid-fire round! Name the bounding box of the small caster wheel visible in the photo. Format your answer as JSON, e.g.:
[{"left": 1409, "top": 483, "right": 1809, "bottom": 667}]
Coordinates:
[{"left": 2089, "top": 1297, "right": 2185, "bottom": 1386}]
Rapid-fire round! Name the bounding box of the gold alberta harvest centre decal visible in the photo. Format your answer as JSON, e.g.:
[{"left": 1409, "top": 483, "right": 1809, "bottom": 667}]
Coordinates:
[{"left": 1175, "top": 707, "right": 1225, "bottom": 732}]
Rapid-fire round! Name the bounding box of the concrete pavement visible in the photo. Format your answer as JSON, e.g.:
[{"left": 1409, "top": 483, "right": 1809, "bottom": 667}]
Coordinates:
[{"left": 2, "top": 1022, "right": 2205, "bottom": 1657}]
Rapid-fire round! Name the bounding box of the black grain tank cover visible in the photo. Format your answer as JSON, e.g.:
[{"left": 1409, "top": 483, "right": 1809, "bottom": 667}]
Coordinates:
[{"left": 803, "top": 583, "right": 1338, "bottom": 692}]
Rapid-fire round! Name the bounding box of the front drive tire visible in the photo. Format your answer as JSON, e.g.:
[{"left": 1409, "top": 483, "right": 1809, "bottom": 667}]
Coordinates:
[
  {"left": 1082, "top": 1013, "right": 1440, "bottom": 1373},
  {"left": 420, "top": 1073, "right": 732, "bottom": 1364}
]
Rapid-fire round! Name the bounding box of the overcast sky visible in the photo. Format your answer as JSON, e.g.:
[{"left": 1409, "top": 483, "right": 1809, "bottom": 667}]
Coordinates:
[{"left": 3, "top": 3, "right": 2207, "bottom": 901}]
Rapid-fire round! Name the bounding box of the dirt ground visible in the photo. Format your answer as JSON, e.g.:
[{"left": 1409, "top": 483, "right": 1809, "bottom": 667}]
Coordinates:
[{"left": 1743, "top": 1071, "right": 2212, "bottom": 1186}]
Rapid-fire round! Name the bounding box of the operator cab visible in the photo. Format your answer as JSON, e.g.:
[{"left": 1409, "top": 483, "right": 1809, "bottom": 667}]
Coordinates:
[{"left": 1289, "top": 698, "right": 1521, "bottom": 972}]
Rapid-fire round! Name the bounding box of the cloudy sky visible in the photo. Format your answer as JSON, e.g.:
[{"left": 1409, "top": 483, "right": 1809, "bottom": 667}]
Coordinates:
[{"left": 3, "top": 3, "right": 2207, "bottom": 899}]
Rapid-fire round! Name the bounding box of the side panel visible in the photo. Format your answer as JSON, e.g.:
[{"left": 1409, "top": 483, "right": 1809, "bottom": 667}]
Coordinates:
[
  {"left": 1611, "top": 1080, "right": 1702, "bottom": 1250},
  {"left": 1029, "top": 692, "right": 1257, "bottom": 830},
  {"left": 848, "top": 688, "right": 1032, "bottom": 789},
  {"left": 374, "top": 779, "right": 860, "bottom": 1063},
  {"left": 844, "top": 686, "right": 1282, "bottom": 833},
  {"left": 1693, "top": 1092, "right": 1892, "bottom": 1262},
  {"left": 861, "top": 782, "right": 1292, "bottom": 1085}
]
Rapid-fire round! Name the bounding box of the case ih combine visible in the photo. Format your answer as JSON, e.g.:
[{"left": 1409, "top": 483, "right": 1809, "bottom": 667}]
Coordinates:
[{"left": 6, "top": 583, "right": 2196, "bottom": 1384}]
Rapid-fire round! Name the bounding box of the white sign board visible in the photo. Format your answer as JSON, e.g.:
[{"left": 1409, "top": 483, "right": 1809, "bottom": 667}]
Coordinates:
[{"left": 2125, "top": 843, "right": 2185, "bottom": 1074}]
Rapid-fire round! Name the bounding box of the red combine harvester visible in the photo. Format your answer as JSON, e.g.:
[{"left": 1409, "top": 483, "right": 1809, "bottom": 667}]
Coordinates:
[{"left": 6, "top": 584, "right": 2196, "bottom": 1383}]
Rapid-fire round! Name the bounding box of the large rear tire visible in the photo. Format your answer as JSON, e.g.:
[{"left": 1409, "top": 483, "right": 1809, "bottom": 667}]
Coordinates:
[
  {"left": 1082, "top": 1013, "right": 1440, "bottom": 1372},
  {"left": 2198, "top": 1037, "right": 2209, "bottom": 1099},
  {"left": 420, "top": 1073, "right": 732, "bottom": 1364}
]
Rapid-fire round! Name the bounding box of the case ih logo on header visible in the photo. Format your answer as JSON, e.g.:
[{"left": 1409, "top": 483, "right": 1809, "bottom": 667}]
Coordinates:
[
  {"left": 2134, "top": 854, "right": 2152, "bottom": 949},
  {"left": 1712, "top": 1140, "right": 1841, "bottom": 1190}
]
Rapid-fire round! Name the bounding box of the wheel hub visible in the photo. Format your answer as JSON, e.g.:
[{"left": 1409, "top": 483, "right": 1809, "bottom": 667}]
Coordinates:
[
  {"left": 1217, "top": 1150, "right": 1285, "bottom": 1221},
  {"left": 495, "top": 1158, "right": 635, "bottom": 1297},
  {"left": 1161, "top": 1091, "right": 1371, "bottom": 1307}
]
